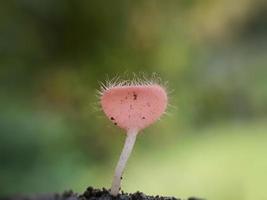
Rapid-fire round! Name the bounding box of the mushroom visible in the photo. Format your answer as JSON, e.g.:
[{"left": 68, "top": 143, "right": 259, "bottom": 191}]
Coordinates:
[{"left": 100, "top": 78, "right": 168, "bottom": 196}]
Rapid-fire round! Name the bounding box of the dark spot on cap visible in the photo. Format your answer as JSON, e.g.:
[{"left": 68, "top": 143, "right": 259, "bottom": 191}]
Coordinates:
[
  {"left": 114, "top": 122, "right": 117, "bottom": 125},
  {"left": 110, "top": 117, "right": 115, "bottom": 120},
  {"left": 133, "top": 92, "right": 137, "bottom": 100},
  {"left": 142, "top": 117, "right": 146, "bottom": 119}
]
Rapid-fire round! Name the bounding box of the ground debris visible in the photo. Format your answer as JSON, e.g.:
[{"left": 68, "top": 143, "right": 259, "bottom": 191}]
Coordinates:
[{"left": 1, "top": 187, "right": 204, "bottom": 200}]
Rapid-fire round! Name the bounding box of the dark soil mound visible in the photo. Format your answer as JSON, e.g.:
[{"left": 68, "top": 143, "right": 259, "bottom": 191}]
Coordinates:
[{"left": 1, "top": 187, "right": 204, "bottom": 200}]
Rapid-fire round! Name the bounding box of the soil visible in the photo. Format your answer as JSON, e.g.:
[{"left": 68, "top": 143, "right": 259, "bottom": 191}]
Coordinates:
[{"left": 1, "top": 187, "right": 204, "bottom": 200}]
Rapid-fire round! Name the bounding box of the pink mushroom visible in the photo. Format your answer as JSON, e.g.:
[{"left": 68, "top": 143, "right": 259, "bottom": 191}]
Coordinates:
[{"left": 100, "top": 78, "right": 168, "bottom": 196}]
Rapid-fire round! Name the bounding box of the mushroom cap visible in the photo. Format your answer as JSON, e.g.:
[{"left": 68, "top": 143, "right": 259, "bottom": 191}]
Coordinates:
[{"left": 101, "top": 84, "right": 168, "bottom": 132}]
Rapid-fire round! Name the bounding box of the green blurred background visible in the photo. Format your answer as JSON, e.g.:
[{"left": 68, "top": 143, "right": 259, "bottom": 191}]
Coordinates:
[{"left": 0, "top": 1, "right": 267, "bottom": 200}]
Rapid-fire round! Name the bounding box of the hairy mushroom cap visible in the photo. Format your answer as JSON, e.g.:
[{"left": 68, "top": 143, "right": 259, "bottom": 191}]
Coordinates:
[{"left": 101, "top": 84, "right": 168, "bottom": 132}]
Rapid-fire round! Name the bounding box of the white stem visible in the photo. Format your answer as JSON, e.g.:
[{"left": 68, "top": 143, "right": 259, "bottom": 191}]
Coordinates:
[{"left": 110, "top": 129, "right": 138, "bottom": 196}]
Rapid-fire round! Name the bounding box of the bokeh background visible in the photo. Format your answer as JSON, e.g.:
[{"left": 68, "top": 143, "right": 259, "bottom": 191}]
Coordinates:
[{"left": 1, "top": 1, "right": 267, "bottom": 200}]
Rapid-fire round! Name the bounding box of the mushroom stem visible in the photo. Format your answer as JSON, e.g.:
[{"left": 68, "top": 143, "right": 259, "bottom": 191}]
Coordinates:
[{"left": 110, "top": 129, "right": 138, "bottom": 196}]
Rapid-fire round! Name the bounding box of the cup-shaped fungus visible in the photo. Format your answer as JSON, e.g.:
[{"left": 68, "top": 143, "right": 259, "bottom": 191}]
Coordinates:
[{"left": 100, "top": 79, "right": 168, "bottom": 196}]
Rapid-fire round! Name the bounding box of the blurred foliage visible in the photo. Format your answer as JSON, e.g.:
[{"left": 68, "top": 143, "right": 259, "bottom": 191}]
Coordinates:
[{"left": 0, "top": 0, "right": 267, "bottom": 200}]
